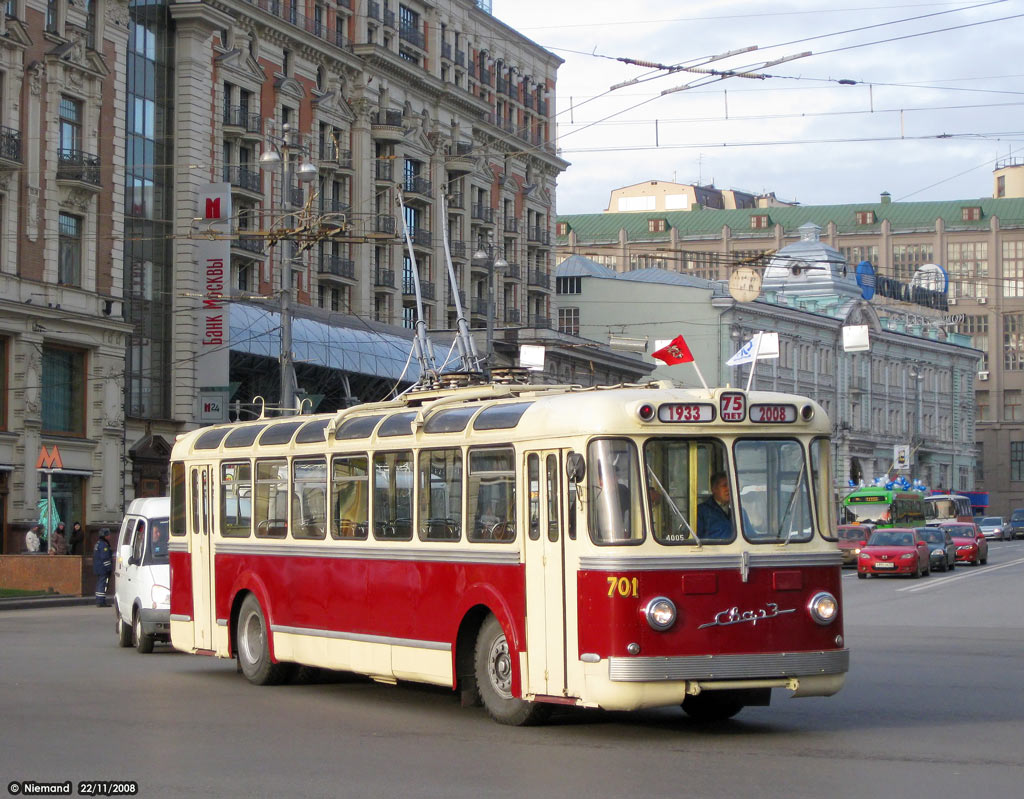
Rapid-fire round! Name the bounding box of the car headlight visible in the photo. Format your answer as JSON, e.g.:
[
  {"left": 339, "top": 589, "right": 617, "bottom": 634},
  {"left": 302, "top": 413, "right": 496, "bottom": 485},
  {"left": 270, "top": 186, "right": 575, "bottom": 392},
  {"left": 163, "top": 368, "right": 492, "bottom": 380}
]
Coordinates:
[
  {"left": 151, "top": 584, "right": 171, "bottom": 608},
  {"left": 644, "top": 597, "right": 677, "bottom": 631},
  {"left": 932, "top": 548, "right": 944, "bottom": 556},
  {"left": 859, "top": 552, "right": 870, "bottom": 559},
  {"left": 808, "top": 592, "right": 838, "bottom": 626},
  {"left": 854, "top": 548, "right": 861, "bottom": 554}
]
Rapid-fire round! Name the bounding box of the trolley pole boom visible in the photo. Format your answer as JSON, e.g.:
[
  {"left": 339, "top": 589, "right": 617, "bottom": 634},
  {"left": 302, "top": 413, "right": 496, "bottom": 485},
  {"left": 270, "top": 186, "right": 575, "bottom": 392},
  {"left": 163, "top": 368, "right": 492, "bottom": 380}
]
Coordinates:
[
  {"left": 397, "top": 189, "right": 438, "bottom": 383},
  {"left": 441, "top": 193, "right": 482, "bottom": 373}
]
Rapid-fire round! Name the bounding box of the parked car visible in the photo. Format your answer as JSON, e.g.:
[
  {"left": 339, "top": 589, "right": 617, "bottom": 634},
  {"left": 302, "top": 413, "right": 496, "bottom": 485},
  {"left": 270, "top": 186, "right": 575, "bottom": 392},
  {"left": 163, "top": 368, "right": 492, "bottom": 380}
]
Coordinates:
[
  {"left": 978, "top": 516, "right": 1010, "bottom": 541},
  {"left": 939, "top": 522, "right": 989, "bottom": 566},
  {"left": 113, "top": 497, "right": 171, "bottom": 653},
  {"left": 1006, "top": 508, "right": 1024, "bottom": 539},
  {"left": 857, "top": 527, "right": 931, "bottom": 579},
  {"left": 917, "top": 526, "right": 956, "bottom": 572},
  {"left": 836, "top": 524, "right": 874, "bottom": 567}
]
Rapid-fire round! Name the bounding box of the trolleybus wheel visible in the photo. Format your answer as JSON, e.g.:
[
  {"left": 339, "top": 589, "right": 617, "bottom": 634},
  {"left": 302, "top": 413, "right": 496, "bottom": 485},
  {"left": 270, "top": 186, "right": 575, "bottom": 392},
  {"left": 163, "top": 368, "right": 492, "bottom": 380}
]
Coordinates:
[
  {"left": 116, "top": 605, "right": 132, "bottom": 648},
  {"left": 682, "top": 691, "right": 745, "bottom": 722},
  {"left": 134, "top": 609, "right": 154, "bottom": 654},
  {"left": 474, "top": 615, "right": 549, "bottom": 726},
  {"left": 237, "top": 594, "right": 292, "bottom": 685}
]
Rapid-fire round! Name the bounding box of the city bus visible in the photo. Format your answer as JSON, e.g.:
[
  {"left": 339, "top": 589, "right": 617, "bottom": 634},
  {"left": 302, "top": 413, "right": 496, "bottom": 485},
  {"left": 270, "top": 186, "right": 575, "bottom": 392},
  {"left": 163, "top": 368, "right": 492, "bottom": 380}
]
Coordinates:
[
  {"left": 841, "top": 487, "right": 926, "bottom": 528},
  {"left": 923, "top": 493, "right": 974, "bottom": 523},
  {"left": 167, "top": 381, "right": 847, "bottom": 725}
]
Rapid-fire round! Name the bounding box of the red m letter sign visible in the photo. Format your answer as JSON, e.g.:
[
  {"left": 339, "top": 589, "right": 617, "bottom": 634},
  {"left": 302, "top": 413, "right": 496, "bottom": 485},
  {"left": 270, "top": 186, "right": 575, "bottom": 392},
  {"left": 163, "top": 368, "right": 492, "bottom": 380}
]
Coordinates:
[{"left": 205, "top": 197, "right": 222, "bottom": 219}]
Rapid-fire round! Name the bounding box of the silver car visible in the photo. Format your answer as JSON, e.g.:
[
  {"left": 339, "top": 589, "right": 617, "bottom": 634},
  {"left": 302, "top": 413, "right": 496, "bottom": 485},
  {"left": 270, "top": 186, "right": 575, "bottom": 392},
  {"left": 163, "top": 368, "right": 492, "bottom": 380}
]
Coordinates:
[{"left": 978, "top": 516, "right": 1010, "bottom": 541}]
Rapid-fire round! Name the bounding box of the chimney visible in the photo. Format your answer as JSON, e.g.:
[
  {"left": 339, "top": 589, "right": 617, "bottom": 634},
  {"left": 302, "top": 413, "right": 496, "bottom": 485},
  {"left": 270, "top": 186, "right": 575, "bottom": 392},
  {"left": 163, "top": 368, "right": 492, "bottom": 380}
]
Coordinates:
[{"left": 880, "top": 191, "right": 891, "bottom": 205}]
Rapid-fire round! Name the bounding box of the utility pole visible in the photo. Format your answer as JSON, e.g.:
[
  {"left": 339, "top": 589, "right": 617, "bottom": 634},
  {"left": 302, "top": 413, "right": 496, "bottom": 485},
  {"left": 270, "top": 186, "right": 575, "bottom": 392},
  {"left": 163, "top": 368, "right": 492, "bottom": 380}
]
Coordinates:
[{"left": 280, "top": 285, "right": 296, "bottom": 413}]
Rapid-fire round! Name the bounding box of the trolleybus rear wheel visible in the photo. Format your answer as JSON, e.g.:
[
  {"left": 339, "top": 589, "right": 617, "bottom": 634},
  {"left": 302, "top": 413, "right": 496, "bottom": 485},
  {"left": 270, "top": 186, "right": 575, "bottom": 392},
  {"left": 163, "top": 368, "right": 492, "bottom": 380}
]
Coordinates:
[
  {"left": 682, "top": 691, "right": 745, "bottom": 722},
  {"left": 474, "top": 615, "right": 549, "bottom": 726},
  {"left": 237, "top": 594, "right": 293, "bottom": 685}
]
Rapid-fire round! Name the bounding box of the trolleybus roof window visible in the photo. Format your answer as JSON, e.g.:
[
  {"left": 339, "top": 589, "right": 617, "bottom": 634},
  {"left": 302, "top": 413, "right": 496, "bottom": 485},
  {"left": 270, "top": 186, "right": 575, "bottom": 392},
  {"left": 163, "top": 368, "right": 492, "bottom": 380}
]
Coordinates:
[
  {"left": 378, "top": 412, "right": 417, "bottom": 437},
  {"left": 335, "top": 414, "right": 384, "bottom": 440},
  {"left": 194, "top": 428, "right": 230, "bottom": 450},
  {"left": 225, "top": 424, "right": 267, "bottom": 448},
  {"left": 295, "top": 418, "right": 330, "bottom": 444},
  {"left": 472, "top": 402, "right": 532, "bottom": 431},
  {"left": 424, "top": 406, "right": 480, "bottom": 434},
  {"left": 258, "top": 421, "right": 304, "bottom": 446}
]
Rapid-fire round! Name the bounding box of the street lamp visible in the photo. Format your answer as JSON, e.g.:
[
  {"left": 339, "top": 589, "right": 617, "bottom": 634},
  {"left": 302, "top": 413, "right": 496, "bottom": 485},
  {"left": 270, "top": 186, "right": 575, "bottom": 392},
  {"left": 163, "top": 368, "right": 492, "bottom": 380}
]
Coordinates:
[
  {"left": 908, "top": 365, "right": 924, "bottom": 453},
  {"left": 473, "top": 239, "right": 508, "bottom": 378},
  {"left": 258, "top": 123, "right": 318, "bottom": 413}
]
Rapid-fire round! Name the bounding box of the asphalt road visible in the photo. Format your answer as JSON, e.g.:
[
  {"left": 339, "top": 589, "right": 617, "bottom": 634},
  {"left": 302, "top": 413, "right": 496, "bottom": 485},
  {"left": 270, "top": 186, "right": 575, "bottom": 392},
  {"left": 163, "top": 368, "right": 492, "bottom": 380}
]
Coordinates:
[{"left": 2, "top": 541, "right": 1023, "bottom": 799}]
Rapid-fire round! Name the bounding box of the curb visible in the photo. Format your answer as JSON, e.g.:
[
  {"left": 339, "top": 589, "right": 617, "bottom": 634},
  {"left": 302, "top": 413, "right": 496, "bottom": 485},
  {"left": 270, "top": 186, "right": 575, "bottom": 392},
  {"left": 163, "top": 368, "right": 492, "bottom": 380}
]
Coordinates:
[{"left": 0, "top": 595, "right": 104, "bottom": 611}]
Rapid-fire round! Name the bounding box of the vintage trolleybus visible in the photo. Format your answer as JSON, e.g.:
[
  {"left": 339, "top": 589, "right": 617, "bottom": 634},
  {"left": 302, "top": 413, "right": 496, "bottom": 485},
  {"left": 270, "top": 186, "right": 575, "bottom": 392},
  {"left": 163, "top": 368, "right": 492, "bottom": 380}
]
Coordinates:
[{"left": 167, "top": 381, "right": 848, "bottom": 725}]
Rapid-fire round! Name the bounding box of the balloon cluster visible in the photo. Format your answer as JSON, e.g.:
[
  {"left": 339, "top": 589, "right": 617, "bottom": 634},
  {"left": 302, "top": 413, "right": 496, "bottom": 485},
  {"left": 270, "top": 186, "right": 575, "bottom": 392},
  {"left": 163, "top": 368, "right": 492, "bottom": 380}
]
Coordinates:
[{"left": 848, "top": 476, "right": 929, "bottom": 492}]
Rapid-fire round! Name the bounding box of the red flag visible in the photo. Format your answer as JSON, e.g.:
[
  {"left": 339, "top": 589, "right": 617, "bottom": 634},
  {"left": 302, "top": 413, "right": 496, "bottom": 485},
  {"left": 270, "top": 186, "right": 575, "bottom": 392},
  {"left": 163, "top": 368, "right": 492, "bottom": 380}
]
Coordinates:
[{"left": 652, "top": 334, "right": 694, "bottom": 365}]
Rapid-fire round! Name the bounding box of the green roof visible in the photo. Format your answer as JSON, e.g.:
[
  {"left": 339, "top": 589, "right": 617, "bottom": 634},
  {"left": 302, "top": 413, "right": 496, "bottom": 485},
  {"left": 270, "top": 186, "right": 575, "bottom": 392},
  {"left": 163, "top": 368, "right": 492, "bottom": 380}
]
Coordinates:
[{"left": 556, "top": 197, "right": 1024, "bottom": 245}]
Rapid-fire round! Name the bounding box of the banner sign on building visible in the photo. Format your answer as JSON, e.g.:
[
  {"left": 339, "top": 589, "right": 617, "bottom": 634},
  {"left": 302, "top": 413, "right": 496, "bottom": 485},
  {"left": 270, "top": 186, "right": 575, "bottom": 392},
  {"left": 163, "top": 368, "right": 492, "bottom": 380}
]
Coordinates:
[
  {"left": 894, "top": 444, "right": 912, "bottom": 469},
  {"left": 195, "top": 183, "right": 233, "bottom": 423}
]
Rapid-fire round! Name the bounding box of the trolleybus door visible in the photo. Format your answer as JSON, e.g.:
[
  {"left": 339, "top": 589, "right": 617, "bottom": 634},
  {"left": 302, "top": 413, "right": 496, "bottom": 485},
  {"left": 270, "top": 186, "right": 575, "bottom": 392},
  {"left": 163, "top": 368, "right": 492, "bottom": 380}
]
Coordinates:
[
  {"left": 524, "top": 451, "right": 567, "bottom": 697},
  {"left": 190, "top": 465, "right": 214, "bottom": 650}
]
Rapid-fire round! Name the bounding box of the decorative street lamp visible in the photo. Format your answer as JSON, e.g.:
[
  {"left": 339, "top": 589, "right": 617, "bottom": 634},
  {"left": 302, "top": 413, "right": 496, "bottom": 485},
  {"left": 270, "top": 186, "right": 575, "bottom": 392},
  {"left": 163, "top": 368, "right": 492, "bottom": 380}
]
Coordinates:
[{"left": 473, "top": 238, "right": 508, "bottom": 378}]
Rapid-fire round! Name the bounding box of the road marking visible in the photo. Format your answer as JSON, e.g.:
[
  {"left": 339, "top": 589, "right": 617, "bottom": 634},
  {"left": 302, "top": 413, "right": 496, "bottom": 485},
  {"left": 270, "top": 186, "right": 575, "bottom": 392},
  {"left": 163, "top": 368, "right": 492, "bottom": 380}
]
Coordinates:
[{"left": 895, "top": 555, "right": 1024, "bottom": 593}]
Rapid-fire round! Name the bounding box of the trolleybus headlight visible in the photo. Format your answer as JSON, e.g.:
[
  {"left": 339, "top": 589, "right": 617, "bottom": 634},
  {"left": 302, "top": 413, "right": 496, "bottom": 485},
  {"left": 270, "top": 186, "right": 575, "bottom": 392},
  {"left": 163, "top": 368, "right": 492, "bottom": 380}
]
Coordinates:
[
  {"left": 808, "top": 592, "right": 838, "bottom": 626},
  {"left": 801, "top": 404, "right": 814, "bottom": 421},
  {"left": 638, "top": 403, "right": 656, "bottom": 422},
  {"left": 644, "top": 597, "right": 677, "bottom": 631}
]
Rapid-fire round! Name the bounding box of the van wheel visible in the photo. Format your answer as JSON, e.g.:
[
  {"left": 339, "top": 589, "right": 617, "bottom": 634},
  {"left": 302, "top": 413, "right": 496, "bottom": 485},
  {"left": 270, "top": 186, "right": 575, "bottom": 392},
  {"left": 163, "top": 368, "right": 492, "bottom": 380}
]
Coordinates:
[
  {"left": 474, "top": 615, "right": 549, "bottom": 726},
  {"left": 133, "top": 610, "right": 154, "bottom": 654},
  {"left": 237, "top": 594, "right": 292, "bottom": 685},
  {"left": 116, "top": 605, "right": 132, "bottom": 648}
]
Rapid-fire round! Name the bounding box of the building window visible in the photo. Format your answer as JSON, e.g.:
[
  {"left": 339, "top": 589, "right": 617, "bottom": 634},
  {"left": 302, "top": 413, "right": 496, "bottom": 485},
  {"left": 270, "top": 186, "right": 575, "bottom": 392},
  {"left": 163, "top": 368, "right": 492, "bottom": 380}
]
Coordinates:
[
  {"left": 961, "top": 206, "right": 982, "bottom": 222},
  {"left": 648, "top": 218, "right": 666, "bottom": 233},
  {"left": 42, "top": 345, "right": 86, "bottom": 435},
  {"left": 946, "top": 241, "right": 988, "bottom": 299},
  {"left": 556, "top": 222, "right": 569, "bottom": 236},
  {"left": 0, "top": 336, "right": 7, "bottom": 429},
  {"left": 1006, "top": 313, "right": 1024, "bottom": 371},
  {"left": 958, "top": 315, "right": 989, "bottom": 370},
  {"left": 891, "top": 243, "right": 933, "bottom": 282},
  {"left": 1006, "top": 390, "right": 1023, "bottom": 422},
  {"left": 751, "top": 214, "right": 770, "bottom": 229},
  {"left": 558, "top": 307, "right": 579, "bottom": 336},
  {"left": 556, "top": 276, "right": 581, "bottom": 295},
  {"left": 839, "top": 245, "right": 879, "bottom": 267},
  {"left": 59, "top": 96, "right": 82, "bottom": 156},
  {"left": 1003, "top": 240, "right": 1024, "bottom": 298},
  {"left": 58, "top": 212, "right": 82, "bottom": 286},
  {"left": 855, "top": 210, "right": 875, "bottom": 225},
  {"left": 1012, "top": 441, "right": 1024, "bottom": 481},
  {"left": 45, "top": 0, "right": 58, "bottom": 32},
  {"left": 997, "top": 175, "right": 1006, "bottom": 198}
]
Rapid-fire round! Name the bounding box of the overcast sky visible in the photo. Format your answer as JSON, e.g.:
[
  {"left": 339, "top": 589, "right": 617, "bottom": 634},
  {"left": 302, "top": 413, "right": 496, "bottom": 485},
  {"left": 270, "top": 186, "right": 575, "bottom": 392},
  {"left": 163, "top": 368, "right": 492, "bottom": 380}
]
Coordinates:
[{"left": 493, "top": 0, "right": 1024, "bottom": 214}]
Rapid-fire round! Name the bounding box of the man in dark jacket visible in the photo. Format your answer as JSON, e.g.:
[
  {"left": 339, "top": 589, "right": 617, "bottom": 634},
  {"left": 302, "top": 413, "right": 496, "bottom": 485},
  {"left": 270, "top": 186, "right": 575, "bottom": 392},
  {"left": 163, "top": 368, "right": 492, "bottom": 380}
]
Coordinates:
[{"left": 93, "top": 528, "right": 113, "bottom": 607}]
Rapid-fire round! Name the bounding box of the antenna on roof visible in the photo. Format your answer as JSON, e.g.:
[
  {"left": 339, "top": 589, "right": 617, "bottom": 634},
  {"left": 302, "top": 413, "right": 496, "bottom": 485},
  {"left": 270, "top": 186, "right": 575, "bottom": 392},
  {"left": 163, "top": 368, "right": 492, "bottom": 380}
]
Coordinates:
[{"left": 396, "top": 188, "right": 438, "bottom": 384}]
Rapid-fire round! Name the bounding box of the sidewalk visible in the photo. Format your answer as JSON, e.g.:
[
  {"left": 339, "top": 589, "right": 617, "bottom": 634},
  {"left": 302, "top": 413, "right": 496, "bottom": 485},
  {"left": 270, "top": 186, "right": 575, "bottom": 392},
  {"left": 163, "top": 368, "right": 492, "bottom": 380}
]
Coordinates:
[{"left": 0, "top": 594, "right": 103, "bottom": 611}]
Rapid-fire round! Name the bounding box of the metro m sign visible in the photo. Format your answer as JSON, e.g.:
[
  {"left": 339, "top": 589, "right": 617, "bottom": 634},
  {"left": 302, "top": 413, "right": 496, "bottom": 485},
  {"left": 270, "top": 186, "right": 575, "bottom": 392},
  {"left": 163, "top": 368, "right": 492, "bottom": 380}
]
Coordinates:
[
  {"left": 36, "top": 445, "right": 64, "bottom": 470},
  {"left": 205, "top": 196, "right": 223, "bottom": 220}
]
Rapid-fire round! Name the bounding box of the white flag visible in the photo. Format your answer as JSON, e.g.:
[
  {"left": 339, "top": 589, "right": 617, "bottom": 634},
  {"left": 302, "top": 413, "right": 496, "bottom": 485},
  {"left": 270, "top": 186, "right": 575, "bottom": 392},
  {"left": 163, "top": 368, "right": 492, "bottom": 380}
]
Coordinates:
[{"left": 727, "top": 332, "right": 779, "bottom": 367}]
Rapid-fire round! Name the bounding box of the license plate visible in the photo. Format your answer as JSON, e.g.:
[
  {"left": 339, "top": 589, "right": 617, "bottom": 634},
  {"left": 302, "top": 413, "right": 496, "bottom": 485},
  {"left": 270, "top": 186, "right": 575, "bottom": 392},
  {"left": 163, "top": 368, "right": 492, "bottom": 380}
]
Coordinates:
[{"left": 874, "top": 562, "right": 895, "bottom": 569}]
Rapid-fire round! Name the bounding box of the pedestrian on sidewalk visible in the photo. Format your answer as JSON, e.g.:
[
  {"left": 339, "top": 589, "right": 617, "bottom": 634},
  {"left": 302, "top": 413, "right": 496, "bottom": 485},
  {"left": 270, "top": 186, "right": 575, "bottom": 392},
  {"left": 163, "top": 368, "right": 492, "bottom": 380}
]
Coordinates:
[
  {"left": 50, "top": 522, "right": 68, "bottom": 555},
  {"left": 93, "top": 528, "right": 113, "bottom": 607},
  {"left": 68, "top": 521, "right": 84, "bottom": 555}
]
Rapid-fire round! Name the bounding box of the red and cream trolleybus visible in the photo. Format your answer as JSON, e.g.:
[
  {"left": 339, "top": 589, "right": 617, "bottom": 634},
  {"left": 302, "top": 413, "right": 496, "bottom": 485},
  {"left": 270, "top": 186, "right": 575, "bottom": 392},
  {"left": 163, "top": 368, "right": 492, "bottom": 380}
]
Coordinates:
[{"left": 167, "top": 380, "right": 847, "bottom": 725}]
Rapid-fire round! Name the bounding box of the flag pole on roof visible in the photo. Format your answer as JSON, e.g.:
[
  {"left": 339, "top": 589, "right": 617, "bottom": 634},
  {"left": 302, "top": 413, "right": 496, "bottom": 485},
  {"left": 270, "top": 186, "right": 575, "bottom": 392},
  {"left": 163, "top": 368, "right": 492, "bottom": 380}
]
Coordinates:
[{"left": 652, "top": 334, "right": 711, "bottom": 394}]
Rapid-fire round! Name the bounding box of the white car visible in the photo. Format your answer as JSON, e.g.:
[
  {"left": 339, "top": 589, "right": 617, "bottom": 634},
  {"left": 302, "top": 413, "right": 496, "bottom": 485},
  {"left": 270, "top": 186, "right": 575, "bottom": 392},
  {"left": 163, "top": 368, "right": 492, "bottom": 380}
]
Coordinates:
[
  {"left": 977, "top": 516, "right": 1009, "bottom": 541},
  {"left": 113, "top": 497, "right": 171, "bottom": 653}
]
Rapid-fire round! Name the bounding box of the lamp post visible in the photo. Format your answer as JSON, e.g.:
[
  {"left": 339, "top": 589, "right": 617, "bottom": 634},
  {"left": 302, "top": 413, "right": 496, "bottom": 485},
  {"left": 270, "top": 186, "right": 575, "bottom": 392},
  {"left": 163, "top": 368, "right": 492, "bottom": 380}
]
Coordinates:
[
  {"left": 473, "top": 239, "right": 508, "bottom": 378},
  {"left": 909, "top": 365, "right": 924, "bottom": 459},
  {"left": 258, "top": 123, "right": 317, "bottom": 413}
]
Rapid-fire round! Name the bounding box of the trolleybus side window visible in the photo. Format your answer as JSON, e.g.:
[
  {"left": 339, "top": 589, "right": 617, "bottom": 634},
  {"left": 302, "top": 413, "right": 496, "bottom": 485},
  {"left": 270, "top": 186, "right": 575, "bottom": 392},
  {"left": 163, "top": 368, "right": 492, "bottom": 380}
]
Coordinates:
[
  {"left": 418, "top": 448, "right": 462, "bottom": 541},
  {"left": 546, "top": 454, "right": 560, "bottom": 542},
  {"left": 254, "top": 459, "right": 289, "bottom": 538},
  {"left": 810, "top": 437, "right": 837, "bottom": 540},
  {"left": 467, "top": 447, "right": 516, "bottom": 542},
  {"left": 170, "top": 461, "right": 185, "bottom": 536},
  {"left": 644, "top": 438, "right": 726, "bottom": 545},
  {"left": 191, "top": 469, "right": 201, "bottom": 535},
  {"left": 220, "top": 462, "right": 252, "bottom": 538},
  {"left": 373, "top": 451, "right": 414, "bottom": 540},
  {"left": 331, "top": 455, "right": 369, "bottom": 539},
  {"left": 291, "top": 458, "right": 328, "bottom": 540},
  {"left": 587, "top": 439, "right": 642, "bottom": 545},
  {"left": 528, "top": 454, "right": 540, "bottom": 540},
  {"left": 734, "top": 439, "right": 812, "bottom": 543}
]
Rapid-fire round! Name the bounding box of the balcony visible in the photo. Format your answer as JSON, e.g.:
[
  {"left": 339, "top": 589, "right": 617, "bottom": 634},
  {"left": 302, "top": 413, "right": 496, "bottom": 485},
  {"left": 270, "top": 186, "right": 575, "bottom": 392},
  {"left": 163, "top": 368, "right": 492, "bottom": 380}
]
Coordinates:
[
  {"left": 374, "top": 267, "right": 395, "bottom": 288},
  {"left": 321, "top": 199, "right": 350, "bottom": 218},
  {"left": 367, "top": 0, "right": 381, "bottom": 21},
  {"left": 400, "top": 24, "right": 424, "bottom": 50},
  {"left": 503, "top": 263, "right": 521, "bottom": 280},
  {"left": 371, "top": 109, "right": 404, "bottom": 141},
  {"left": 233, "top": 234, "right": 265, "bottom": 255},
  {"left": 403, "top": 279, "right": 435, "bottom": 300},
  {"left": 455, "top": 49, "right": 465, "bottom": 67},
  {"left": 318, "top": 141, "right": 352, "bottom": 170},
  {"left": 286, "top": 183, "right": 304, "bottom": 206},
  {"left": 383, "top": 9, "right": 395, "bottom": 29},
  {"left": 223, "top": 106, "right": 262, "bottom": 138},
  {"left": 496, "top": 76, "right": 508, "bottom": 95},
  {"left": 0, "top": 125, "right": 21, "bottom": 167},
  {"left": 404, "top": 175, "right": 432, "bottom": 198},
  {"left": 504, "top": 308, "right": 521, "bottom": 324},
  {"left": 318, "top": 255, "right": 355, "bottom": 280},
  {"left": 447, "top": 193, "right": 464, "bottom": 210},
  {"left": 504, "top": 217, "right": 519, "bottom": 233},
  {"left": 445, "top": 141, "right": 475, "bottom": 174},
  {"left": 471, "top": 298, "right": 489, "bottom": 316},
  {"left": 223, "top": 164, "right": 262, "bottom": 196},
  {"left": 442, "top": 42, "right": 452, "bottom": 61},
  {"left": 527, "top": 269, "right": 551, "bottom": 290},
  {"left": 57, "top": 149, "right": 102, "bottom": 187},
  {"left": 523, "top": 94, "right": 534, "bottom": 110},
  {"left": 471, "top": 204, "right": 494, "bottom": 223},
  {"left": 527, "top": 314, "right": 551, "bottom": 329},
  {"left": 411, "top": 228, "right": 432, "bottom": 248},
  {"left": 375, "top": 159, "right": 393, "bottom": 182},
  {"left": 449, "top": 240, "right": 467, "bottom": 259},
  {"left": 528, "top": 227, "right": 551, "bottom": 246},
  {"left": 374, "top": 214, "right": 396, "bottom": 235},
  {"left": 447, "top": 288, "right": 467, "bottom": 307}
]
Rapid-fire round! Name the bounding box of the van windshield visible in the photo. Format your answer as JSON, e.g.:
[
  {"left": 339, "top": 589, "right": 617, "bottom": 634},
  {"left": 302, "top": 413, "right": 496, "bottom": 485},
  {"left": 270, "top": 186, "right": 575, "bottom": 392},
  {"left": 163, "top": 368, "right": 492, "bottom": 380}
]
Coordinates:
[{"left": 146, "top": 518, "right": 170, "bottom": 565}]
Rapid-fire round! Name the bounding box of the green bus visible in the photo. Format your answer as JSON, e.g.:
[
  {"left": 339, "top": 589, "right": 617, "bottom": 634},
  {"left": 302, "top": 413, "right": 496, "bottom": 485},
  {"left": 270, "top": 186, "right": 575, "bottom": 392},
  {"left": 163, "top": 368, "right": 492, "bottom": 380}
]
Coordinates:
[{"left": 840, "top": 487, "right": 926, "bottom": 528}]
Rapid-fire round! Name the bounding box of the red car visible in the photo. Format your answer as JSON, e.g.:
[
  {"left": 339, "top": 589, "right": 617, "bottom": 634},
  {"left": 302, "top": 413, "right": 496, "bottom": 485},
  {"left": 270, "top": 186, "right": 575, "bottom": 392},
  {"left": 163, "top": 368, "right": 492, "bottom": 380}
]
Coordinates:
[
  {"left": 939, "top": 522, "right": 989, "bottom": 566},
  {"left": 857, "top": 527, "right": 931, "bottom": 578},
  {"left": 837, "top": 524, "right": 874, "bottom": 567}
]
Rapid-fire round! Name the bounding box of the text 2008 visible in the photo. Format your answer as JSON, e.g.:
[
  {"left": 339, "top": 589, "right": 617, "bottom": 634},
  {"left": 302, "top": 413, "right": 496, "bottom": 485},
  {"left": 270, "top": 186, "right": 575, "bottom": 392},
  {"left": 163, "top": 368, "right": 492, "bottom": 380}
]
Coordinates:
[{"left": 78, "top": 782, "right": 139, "bottom": 796}]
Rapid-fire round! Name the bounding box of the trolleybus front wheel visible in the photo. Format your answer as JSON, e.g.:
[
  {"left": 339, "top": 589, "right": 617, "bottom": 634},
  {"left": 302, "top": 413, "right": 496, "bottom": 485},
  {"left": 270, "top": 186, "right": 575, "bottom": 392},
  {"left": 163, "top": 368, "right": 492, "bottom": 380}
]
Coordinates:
[
  {"left": 682, "top": 690, "right": 745, "bottom": 722},
  {"left": 237, "top": 594, "right": 293, "bottom": 685},
  {"left": 474, "top": 615, "right": 549, "bottom": 726}
]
